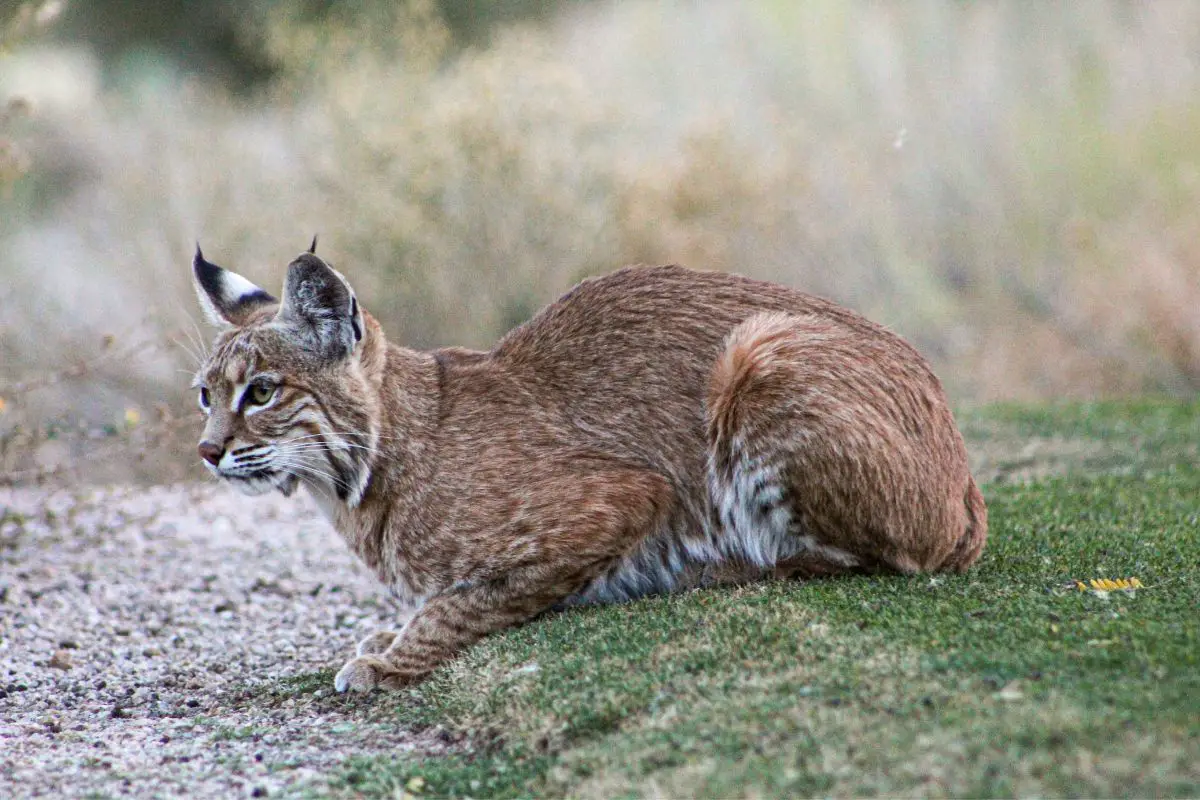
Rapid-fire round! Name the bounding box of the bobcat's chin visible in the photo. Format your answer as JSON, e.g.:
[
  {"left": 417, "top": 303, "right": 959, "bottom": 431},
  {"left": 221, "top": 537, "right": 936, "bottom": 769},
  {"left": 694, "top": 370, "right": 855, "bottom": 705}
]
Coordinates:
[
  {"left": 213, "top": 469, "right": 290, "bottom": 497},
  {"left": 234, "top": 477, "right": 278, "bottom": 497}
]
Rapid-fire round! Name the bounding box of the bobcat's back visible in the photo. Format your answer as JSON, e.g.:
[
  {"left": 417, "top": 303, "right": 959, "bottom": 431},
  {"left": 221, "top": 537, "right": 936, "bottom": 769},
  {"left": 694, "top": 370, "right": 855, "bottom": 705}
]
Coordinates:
[{"left": 491, "top": 267, "right": 919, "bottom": 501}]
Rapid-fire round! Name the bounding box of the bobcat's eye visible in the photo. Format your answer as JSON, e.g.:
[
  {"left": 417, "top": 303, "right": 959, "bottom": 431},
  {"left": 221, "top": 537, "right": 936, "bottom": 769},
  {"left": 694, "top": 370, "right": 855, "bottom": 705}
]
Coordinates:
[
  {"left": 198, "top": 387, "right": 210, "bottom": 411},
  {"left": 248, "top": 382, "right": 276, "bottom": 406}
]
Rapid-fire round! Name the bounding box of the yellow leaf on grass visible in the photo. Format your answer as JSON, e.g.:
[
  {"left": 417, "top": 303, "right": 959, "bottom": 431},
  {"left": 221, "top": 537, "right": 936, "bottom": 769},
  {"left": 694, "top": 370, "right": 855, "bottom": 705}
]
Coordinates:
[
  {"left": 1077, "top": 577, "right": 1143, "bottom": 593},
  {"left": 124, "top": 408, "right": 141, "bottom": 428}
]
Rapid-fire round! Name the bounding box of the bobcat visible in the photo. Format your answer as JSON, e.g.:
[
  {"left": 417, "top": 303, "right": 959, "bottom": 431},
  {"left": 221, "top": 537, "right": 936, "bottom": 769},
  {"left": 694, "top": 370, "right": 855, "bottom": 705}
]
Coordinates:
[{"left": 190, "top": 244, "right": 986, "bottom": 693}]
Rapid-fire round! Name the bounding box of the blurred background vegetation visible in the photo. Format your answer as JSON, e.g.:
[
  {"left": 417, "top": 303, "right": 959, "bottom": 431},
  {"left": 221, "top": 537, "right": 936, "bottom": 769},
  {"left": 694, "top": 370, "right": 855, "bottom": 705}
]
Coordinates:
[{"left": 2, "top": 0, "right": 1200, "bottom": 484}]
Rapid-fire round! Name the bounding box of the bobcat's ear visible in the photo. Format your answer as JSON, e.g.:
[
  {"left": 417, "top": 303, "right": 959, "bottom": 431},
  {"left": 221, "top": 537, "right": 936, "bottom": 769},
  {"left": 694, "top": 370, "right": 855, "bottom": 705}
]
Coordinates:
[
  {"left": 276, "top": 252, "right": 364, "bottom": 360},
  {"left": 192, "top": 245, "right": 278, "bottom": 327}
]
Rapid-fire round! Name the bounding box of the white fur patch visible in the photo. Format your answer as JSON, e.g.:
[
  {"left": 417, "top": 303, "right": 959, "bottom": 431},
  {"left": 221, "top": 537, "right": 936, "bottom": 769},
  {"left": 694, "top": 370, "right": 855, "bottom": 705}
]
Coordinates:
[
  {"left": 709, "top": 448, "right": 806, "bottom": 567},
  {"left": 229, "top": 381, "right": 248, "bottom": 412},
  {"left": 220, "top": 271, "right": 267, "bottom": 306},
  {"left": 306, "top": 481, "right": 341, "bottom": 525},
  {"left": 708, "top": 446, "right": 860, "bottom": 572},
  {"left": 195, "top": 290, "right": 228, "bottom": 328}
]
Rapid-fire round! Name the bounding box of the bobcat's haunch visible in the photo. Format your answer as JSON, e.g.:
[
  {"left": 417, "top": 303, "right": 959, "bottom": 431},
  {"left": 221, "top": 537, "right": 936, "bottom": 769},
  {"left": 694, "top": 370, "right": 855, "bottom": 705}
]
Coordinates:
[{"left": 190, "top": 247, "right": 986, "bottom": 692}]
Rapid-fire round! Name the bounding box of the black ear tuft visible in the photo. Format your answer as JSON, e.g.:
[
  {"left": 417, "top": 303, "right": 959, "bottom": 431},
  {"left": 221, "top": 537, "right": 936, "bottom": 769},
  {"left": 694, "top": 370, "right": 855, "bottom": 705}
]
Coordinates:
[
  {"left": 193, "top": 245, "right": 229, "bottom": 308},
  {"left": 193, "top": 243, "right": 217, "bottom": 293},
  {"left": 308, "top": 234, "right": 319, "bottom": 255},
  {"left": 192, "top": 245, "right": 278, "bottom": 327}
]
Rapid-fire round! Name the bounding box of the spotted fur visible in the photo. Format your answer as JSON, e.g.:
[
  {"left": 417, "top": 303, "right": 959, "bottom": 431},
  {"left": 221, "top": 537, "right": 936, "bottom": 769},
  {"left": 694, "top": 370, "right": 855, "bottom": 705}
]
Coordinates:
[{"left": 191, "top": 249, "right": 987, "bottom": 693}]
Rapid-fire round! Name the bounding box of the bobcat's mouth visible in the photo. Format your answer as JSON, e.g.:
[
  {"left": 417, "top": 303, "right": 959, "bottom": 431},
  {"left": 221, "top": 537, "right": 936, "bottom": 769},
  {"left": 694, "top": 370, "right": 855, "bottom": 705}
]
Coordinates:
[
  {"left": 217, "top": 467, "right": 288, "bottom": 497},
  {"left": 204, "top": 457, "right": 301, "bottom": 498},
  {"left": 244, "top": 468, "right": 300, "bottom": 497}
]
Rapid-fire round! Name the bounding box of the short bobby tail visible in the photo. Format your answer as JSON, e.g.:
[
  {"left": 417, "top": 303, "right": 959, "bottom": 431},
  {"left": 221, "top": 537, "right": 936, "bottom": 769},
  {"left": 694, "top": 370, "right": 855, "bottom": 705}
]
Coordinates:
[{"left": 942, "top": 479, "right": 988, "bottom": 572}]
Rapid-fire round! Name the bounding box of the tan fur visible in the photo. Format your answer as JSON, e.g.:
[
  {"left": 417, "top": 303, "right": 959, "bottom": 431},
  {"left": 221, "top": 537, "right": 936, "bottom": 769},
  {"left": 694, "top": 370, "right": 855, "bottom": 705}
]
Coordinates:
[{"left": 191, "top": 254, "right": 986, "bottom": 693}]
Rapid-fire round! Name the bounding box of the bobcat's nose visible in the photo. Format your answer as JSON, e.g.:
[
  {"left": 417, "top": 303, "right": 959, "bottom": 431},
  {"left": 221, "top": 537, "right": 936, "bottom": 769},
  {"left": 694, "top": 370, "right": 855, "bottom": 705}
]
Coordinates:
[{"left": 198, "top": 441, "right": 225, "bottom": 466}]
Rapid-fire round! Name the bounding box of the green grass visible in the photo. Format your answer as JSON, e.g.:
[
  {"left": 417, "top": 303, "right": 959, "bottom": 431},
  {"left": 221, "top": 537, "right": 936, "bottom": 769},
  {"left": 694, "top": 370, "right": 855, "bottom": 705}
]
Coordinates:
[{"left": 305, "top": 401, "right": 1199, "bottom": 797}]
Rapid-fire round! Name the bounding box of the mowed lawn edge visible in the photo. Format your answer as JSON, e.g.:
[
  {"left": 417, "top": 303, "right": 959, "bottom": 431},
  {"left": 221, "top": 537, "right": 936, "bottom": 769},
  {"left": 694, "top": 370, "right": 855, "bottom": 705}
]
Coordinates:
[{"left": 289, "top": 401, "right": 1200, "bottom": 797}]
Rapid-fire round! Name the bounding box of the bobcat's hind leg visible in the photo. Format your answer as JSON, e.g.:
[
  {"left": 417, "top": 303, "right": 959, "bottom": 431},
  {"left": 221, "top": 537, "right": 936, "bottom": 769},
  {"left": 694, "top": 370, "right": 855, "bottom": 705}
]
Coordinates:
[
  {"left": 704, "top": 313, "right": 857, "bottom": 572},
  {"left": 706, "top": 311, "right": 985, "bottom": 574}
]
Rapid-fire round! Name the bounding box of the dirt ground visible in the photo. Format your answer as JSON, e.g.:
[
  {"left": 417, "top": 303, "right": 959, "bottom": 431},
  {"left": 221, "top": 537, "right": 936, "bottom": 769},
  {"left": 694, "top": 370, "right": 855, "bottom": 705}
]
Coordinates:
[{"left": 0, "top": 484, "right": 439, "bottom": 799}]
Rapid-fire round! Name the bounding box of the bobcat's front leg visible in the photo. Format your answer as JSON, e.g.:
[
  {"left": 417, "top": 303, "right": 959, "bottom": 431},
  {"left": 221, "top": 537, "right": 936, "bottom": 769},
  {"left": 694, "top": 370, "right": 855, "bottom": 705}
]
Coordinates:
[
  {"left": 334, "top": 466, "right": 674, "bottom": 693},
  {"left": 335, "top": 565, "right": 595, "bottom": 692},
  {"left": 354, "top": 630, "right": 399, "bottom": 656}
]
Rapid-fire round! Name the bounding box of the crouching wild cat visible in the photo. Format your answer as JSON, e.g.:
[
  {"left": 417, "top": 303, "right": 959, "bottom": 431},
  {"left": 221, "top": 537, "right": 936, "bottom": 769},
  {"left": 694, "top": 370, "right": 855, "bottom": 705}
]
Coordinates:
[{"left": 190, "top": 243, "right": 987, "bottom": 693}]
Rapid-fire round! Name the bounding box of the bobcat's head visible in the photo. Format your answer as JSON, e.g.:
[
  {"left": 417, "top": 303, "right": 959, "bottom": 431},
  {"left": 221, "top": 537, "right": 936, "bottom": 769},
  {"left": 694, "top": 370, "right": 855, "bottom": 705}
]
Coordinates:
[{"left": 190, "top": 244, "right": 380, "bottom": 506}]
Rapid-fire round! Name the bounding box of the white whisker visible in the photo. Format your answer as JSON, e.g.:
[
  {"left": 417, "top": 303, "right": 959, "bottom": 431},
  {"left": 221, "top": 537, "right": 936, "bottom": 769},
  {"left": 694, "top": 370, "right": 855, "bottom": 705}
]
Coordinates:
[
  {"left": 170, "top": 335, "right": 204, "bottom": 369},
  {"left": 273, "top": 450, "right": 349, "bottom": 485},
  {"left": 283, "top": 442, "right": 376, "bottom": 454},
  {"left": 277, "top": 458, "right": 352, "bottom": 494}
]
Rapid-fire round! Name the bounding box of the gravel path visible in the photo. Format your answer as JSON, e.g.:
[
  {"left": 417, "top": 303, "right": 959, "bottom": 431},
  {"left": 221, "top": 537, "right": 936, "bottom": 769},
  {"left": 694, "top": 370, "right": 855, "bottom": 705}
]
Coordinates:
[{"left": 0, "top": 484, "right": 438, "bottom": 799}]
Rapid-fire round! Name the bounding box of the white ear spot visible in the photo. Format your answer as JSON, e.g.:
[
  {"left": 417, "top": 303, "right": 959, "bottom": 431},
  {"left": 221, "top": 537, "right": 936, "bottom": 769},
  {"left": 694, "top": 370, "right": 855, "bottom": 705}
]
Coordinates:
[{"left": 220, "top": 271, "right": 268, "bottom": 307}]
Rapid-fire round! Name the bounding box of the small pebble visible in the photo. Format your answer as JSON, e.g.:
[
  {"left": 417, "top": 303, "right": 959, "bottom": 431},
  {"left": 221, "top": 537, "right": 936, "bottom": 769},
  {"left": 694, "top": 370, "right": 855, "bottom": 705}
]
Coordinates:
[{"left": 47, "top": 650, "right": 73, "bottom": 671}]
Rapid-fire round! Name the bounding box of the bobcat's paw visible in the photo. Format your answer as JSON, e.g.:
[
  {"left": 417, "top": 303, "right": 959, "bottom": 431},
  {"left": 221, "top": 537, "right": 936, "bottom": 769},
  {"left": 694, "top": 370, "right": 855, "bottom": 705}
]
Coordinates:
[
  {"left": 355, "top": 630, "right": 399, "bottom": 657},
  {"left": 334, "top": 655, "right": 388, "bottom": 693},
  {"left": 333, "top": 655, "right": 411, "bottom": 693}
]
